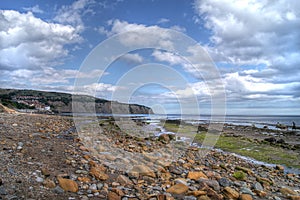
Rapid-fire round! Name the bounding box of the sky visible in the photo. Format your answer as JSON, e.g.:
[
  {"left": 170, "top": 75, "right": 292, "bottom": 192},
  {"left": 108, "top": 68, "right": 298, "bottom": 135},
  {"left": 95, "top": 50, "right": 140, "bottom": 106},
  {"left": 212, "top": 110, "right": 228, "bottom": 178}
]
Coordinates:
[{"left": 0, "top": 0, "right": 299, "bottom": 115}]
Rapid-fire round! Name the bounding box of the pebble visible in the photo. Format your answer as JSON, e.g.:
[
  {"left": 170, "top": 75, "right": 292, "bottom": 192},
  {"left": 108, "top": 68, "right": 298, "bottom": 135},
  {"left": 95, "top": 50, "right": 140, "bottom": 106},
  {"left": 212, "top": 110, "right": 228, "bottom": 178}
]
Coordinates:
[
  {"left": 253, "top": 182, "right": 263, "bottom": 191},
  {"left": 57, "top": 178, "right": 79, "bottom": 193},
  {"left": 166, "top": 183, "right": 189, "bottom": 194},
  {"left": 36, "top": 177, "right": 44, "bottom": 183},
  {"left": 197, "top": 178, "right": 220, "bottom": 191},
  {"left": 223, "top": 187, "right": 239, "bottom": 200},
  {"left": 97, "top": 183, "right": 104, "bottom": 190},
  {"left": 41, "top": 168, "right": 50, "bottom": 177},
  {"left": 0, "top": 186, "right": 8, "bottom": 195},
  {"left": 187, "top": 171, "right": 208, "bottom": 180},
  {"left": 239, "top": 194, "right": 253, "bottom": 200},
  {"left": 89, "top": 183, "right": 97, "bottom": 190},
  {"left": 183, "top": 196, "right": 197, "bottom": 200},
  {"left": 218, "top": 177, "right": 231, "bottom": 187},
  {"left": 75, "top": 170, "right": 88, "bottom": 175},
  {"left": 280, "top": 187, "right": 297, "bottom": 196},
  {"left": 43, "top": 179, "right": 56, "bottom": 188},
  {"left": 53, "top": 186, "right": 64, "bottom": 194},
  {"left": 240, "top": 187, "right": 255, "bottom": 195},
  {"left": 6, "top": 195, "right": 19, "bottom": 200},
  {"left": 89, "top": 165, "right": 109, "bottom": 181}
]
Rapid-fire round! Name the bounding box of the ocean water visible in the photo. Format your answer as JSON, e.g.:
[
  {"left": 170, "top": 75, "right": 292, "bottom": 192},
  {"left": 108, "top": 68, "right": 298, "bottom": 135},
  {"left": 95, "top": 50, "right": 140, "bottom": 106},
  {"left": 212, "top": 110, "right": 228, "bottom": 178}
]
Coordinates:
[
  {"left": 69, "top": 113, "right": 300, "bottom": 129},
  {"left": 129, "top": 114, "right": 300, "bottom": 129}
]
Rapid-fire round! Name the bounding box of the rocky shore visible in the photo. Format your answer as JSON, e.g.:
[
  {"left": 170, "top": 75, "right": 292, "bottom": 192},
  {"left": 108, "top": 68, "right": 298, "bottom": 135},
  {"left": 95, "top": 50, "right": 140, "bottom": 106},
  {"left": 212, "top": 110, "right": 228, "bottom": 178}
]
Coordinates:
[{"left": 0, "top": 113, "right": 300, "bottom": 200}]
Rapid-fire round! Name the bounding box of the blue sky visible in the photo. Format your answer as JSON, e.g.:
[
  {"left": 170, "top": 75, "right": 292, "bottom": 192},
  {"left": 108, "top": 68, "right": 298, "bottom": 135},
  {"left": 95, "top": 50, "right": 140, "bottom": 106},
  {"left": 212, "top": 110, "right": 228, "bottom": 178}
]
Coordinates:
[{"left": 0, "top": 0, "right": 299, "bottom": 115}]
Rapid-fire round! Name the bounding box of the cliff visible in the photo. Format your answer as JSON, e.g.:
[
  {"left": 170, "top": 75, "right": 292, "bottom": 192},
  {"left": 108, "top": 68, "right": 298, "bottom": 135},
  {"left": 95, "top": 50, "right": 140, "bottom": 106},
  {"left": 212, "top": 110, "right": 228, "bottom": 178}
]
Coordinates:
[{"left": 0, "top": 88, "right": 153, "bottom": 114}]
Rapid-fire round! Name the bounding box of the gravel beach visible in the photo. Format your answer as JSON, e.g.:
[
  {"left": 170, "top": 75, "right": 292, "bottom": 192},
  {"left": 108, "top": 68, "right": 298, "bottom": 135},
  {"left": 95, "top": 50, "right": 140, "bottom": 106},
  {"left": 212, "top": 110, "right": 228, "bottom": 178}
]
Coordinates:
[{"left": 0, "top": 113, "right": 299, "bottom": 200}]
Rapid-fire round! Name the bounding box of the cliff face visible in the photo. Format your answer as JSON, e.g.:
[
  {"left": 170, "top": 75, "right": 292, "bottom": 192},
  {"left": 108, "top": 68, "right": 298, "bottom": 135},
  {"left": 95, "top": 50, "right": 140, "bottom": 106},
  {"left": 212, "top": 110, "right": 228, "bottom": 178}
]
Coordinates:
[
  {"left": 0, "top": 89, "right": 153, "bottom": 114},
  {"left": 0, "top": 103, "right": 17, "bottom": 113}
]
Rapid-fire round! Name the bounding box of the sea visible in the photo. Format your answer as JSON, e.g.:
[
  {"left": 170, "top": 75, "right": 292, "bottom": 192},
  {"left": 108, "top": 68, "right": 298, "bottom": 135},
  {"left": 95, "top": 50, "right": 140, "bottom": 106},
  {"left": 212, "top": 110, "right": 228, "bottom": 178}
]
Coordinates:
[
  {"left": 93, "top": 114, "right": 300, "bottom": 129},
  {"left": 69, "top": 113, "right": 300, "bottom": 127},
  {"left": 69, "top": 113, "right": 300, "bottom": 129}
]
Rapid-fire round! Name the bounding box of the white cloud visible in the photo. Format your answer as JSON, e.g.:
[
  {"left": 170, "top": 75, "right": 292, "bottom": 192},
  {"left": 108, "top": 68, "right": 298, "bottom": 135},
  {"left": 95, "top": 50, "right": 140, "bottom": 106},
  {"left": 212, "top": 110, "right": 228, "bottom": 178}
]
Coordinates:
[
  {"left": 54, "top": 0, "right": 95, "bottom": 32},
  {"left": 152, "top": 50, "right": 184, "bottom": 66},
  {"left": 97, "top": 26, "right": 110, "bottom": 35},
  {"left": 223, "top": 72, "right": 296, "bottom": 101},
  {"left": 100, "top": 19, "right": 178, "bottom": 49},
  {"left": 23, "top": 5, "right": 44, "bottom": 14},
  {"left": 121, "top": 53, "right": 144, "bottom": 64},
  {"left": 0, "top": 10, "right": 82, "bottom": 70},
  {"left": 170, "top": 25, "right": 186, "bottom": 32},
  {"left": 157, "top": 18, "right": 170, "bottom": 24},
  {"left": 194, "top": 0, "right": 300, "bottom": 74}
]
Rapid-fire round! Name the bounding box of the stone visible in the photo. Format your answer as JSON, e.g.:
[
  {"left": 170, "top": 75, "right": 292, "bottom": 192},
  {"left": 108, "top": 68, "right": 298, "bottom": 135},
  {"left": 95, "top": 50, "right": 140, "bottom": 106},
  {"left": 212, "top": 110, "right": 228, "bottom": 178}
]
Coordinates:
[
  {"left": 254, "top": 190, "right": 267, "bottom": 197},
  {"left": 108, "top": 191, "right": 121, "bottom": 200},
  {"left": 79, "top": 145, "right": 89, "bottom": 151},
  {"left": 131, "top": 165, "right": 156, "bottom": 178},
  {"left": 0, "top": 186, "right": 7, "bottom": 195},
  {"left": 43, "top": 179, "right": 56, "bottom": 188},
  {"left": 76, "top": 170, "right": 88, "bottom": 175},
  {"left": 57, "top": 178, "right": 79, "bottom": 193},
  {"left": 6, "top": 195, "right": 19, "bottom": 200},
  {"left": 235, "top": 166, "right": 253, "bottom": 175},
  {"left": 240, "top": 187, "right": 255, "bottom": 196},
  {"left": 166, "top": 183, "right": 189, "bottom": 194},
  {"left": 175, "top": 178, "right": 188, "bottom": 186},
  {"left": 169, "top": 166, "right": 182, "bottom": 175},
  {"left": 198, "top": 178, "right": 220, "bottom": 191},
  {"left": 183, "top": 196, "right": 197, "bottom": 200},
  {"left": 290, "top": 196, "right": 300, "bottom": 200},
  {"left": 111, "top": 188, "right": 124, "bottom": 196},
  {"left": 97, "top": 183, "right": 104, "bottom": 190},
  {"left": 53, "top": 186, "right": 64, "bottom": 194},
  {"left": 36, "top": 177, "right": 44, "bottom": 183},
  {"left": 187, "top": 171, "right": 208, "bottom": 180},
  {"left": 198, "top": 196, "right": 211, "bottom": 200},
  {"left": 158, "top": 134, "right": 171, "bottom": 143},
  {"left": 41, "top": 168, "right": 51, "bottom": 177},
  {"left": 77, "top": 177, "right": 91, "bottom": 183},
  {"left": 223, "top": 187, "right": 239, "bottom": 200},
  {"left": 89, "top": 166, "right": 109, "bottom": 181},
  {"left": 239, "top": 194, "right": 253, "bottom": 200},
  {"left": 116, "top": 174, "right": 132, "bottom": 185},
  {"left": 276, "top": 165, "right": 285, "bottom": 172},
  {"left": 0, "top": 178, "right": 2, "bottom": 186},
  {"left": 280, "top": 187, "right": 297, "bottom": 196},
  {"left": 253, "top": 182, "right": 263, "bottom": 191},
  {"left": 218, "top": 177, "right": 231, "bottom": 187},
  {"left": 187, "top": 190, "right": 207, "bottom": 196},
  {"left": 89, "top": 183, "right": 97, "bottom": 191},
  {"left": 111, "top": 182, "right": 120, "bottom": 187},
  {"left": 256, "top": 176, "right": 273, "bottom": 185},
  {"left": 206, "top": 187, "right": 223, "bottom": 200}
]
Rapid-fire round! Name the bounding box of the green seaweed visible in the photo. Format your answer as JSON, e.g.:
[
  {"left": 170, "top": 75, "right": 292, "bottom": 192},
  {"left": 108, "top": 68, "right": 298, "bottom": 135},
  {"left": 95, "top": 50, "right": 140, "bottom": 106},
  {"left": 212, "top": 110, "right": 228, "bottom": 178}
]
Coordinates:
[
  {"left": 233, "top": 171, "right": 247, "bottom": 180},
  {"left": 163, "top": 122, "right": 300, "bottom": 169}
]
